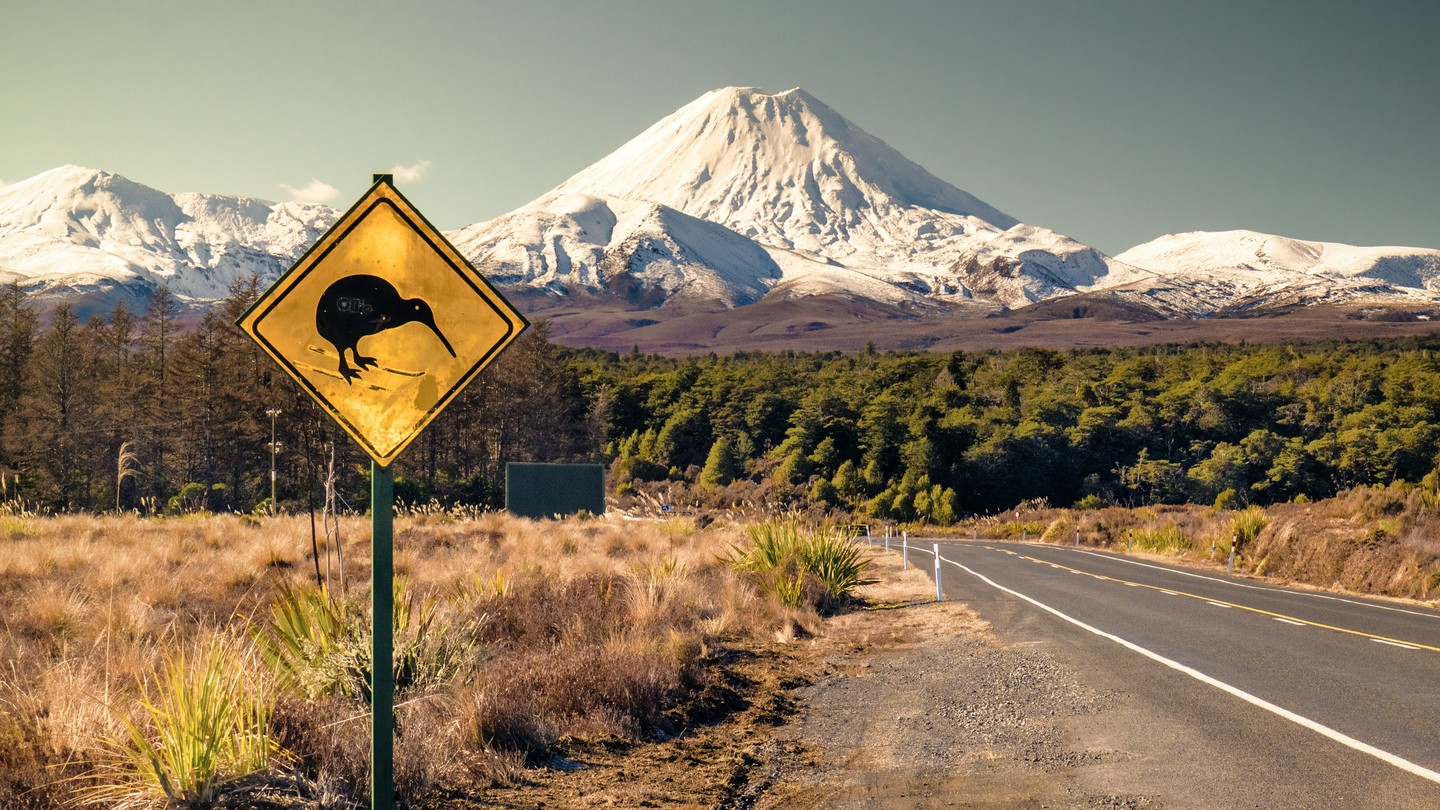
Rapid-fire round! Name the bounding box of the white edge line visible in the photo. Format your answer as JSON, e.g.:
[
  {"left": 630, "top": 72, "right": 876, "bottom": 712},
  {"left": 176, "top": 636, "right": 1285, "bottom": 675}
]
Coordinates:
[{"left": 940, "top": 555, "right": 1440, "bottom": 787}]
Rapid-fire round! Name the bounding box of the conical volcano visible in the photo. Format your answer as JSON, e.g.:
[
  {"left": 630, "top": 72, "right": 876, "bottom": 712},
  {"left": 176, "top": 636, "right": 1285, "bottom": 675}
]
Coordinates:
[
  {"left": 457, "top": 87, "right": 1142, "bottom": 309},
  {"left": 552, "top": 87, "right": 1020, "bottom": 244}
]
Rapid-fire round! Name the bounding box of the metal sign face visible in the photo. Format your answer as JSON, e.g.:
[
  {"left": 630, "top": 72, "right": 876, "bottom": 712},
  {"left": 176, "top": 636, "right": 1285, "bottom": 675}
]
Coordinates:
[{"left": 238, "top": 178, "right": 527, "bottom": 466}]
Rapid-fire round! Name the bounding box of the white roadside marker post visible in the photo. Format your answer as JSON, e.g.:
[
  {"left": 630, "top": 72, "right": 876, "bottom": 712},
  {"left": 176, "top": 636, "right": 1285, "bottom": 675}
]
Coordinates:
[
  {"left": 903, "top": 531, "right": 908, "bottom": 569},
  {"left": 934, "top": 543, "right": 943, "bottom": 601}
]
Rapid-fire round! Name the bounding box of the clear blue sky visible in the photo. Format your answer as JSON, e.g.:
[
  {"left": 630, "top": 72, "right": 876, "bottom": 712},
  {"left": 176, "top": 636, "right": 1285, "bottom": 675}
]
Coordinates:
[{"left": 3, "top": 0, "right": 1436, "bottom": 255}]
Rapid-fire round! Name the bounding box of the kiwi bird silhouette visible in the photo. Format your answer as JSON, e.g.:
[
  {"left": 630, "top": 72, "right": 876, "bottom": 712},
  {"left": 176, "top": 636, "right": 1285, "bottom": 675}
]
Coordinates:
[{"left": 315, "top": 274, "right": 456, "bottom": 383}]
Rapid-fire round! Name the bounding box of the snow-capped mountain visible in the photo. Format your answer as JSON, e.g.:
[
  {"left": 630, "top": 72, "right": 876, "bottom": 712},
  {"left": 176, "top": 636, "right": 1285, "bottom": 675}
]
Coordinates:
[
  {"left": 1114, "top": 230, "right": 1440, "bottom": 314},
  {"left": 0, "top": 164, "right": 335, "bottom": 313},
  {"left": 3, "top": 88, "right": 1439, "bottom": 326},
  {"left": 457, "top": 87, "right": 1149, "bottom": 310}
]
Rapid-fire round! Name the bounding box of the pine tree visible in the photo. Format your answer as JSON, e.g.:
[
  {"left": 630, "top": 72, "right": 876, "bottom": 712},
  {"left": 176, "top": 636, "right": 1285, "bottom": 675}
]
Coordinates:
[
  {"left": 0, "top": 283, "right": 36, "bottom": 469},
  {"left": 136, "top": 285, "right": 181, "bottom": 501},
  {"left": 700, "top": 435, "right": 742, "bottom": 486},
  {"left": 13, "top": 305, "right": 99, "bottom": 508},
  {"left": 832, "top": 459, "right": 863, "bottom": 503}
]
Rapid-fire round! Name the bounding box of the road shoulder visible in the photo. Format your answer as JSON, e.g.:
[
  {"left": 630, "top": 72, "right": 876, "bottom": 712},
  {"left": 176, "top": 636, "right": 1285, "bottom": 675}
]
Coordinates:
[{"left": 741, "top": 552, "right": 1159, "bottom": 809}]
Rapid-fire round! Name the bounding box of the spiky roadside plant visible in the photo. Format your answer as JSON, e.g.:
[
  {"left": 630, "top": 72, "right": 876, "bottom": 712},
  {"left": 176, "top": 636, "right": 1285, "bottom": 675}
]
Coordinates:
[
  {"left": 800, "top": 524, "right": 874, "bottom": 611},
  {"left": 1230, "top": 506, "right": 1269, "bottom": 551},
  {"left": 728, "top": 518, "right": 874, "bottom": 613},
  {"left": 251, "top": 577, "right": 472, "bottom": 702},
  {"left": 727, "top": 519, "right": 808, "bottom": 608},
  {"left": 81, "top": 639, "right": 278, "bottom": 809},
  {"left": 249, "top": 579, "right": 354, "bottom": 700},
  {"left": 1132, "top": 526, "right": 1191, "bottom": 553}
]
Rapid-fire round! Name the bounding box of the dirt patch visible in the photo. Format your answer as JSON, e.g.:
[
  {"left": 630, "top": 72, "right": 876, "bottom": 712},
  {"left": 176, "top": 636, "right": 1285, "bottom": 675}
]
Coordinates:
[
  {"left": 444, "top": 643, "right": 810, "bottom": 809},
  {"left": 445, "top": 553, "right": 1157, "bottom": 808}
]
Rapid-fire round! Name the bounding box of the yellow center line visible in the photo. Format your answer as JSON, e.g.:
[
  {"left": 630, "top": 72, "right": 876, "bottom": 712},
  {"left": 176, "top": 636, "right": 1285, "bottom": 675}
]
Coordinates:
[{"left": 1011, "top": 553, "right": 1440, "bottom": 654}]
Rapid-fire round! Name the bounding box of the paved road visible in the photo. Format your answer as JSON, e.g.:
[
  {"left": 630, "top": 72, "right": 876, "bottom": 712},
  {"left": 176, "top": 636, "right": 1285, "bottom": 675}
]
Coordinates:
[{"left": 896, "top": 537, "right": 1440, "bottom": 808}]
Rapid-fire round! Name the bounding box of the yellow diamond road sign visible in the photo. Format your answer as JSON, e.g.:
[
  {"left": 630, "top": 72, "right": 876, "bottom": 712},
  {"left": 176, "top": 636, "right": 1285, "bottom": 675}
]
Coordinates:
[{"left": 237, "top": 177, "right": 527, "bottom": 467}]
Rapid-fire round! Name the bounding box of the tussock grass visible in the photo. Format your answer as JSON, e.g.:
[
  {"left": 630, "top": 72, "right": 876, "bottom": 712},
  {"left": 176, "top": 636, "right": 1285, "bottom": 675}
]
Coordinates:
[
  {"left": 0, "top": 510, "right": 814, "bottom": 807},
  {"left": 964, "top": 484, "right": 1440, "bottom": 602},
  {"left": 1131, "top": 526, "right": 1191, "bottom": 554}
]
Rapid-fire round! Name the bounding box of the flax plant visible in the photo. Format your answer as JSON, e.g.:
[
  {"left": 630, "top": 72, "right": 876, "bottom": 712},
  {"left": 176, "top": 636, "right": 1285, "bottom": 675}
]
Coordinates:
[
  {"left": 251, "top": 577, "right": 472, "bottom": 703},
  {"left": 1229, "top": 506, "right": 1269, "bottom": 551},
  {"left": 1131, "top": 526, "right": 1191, "bottom": 553},
  {"left": 801, "top": 524, "right": 873, "bottom": 609},
  {"left": 249, "top": 580, "right": 353, "bottom": 700},
  {"left": 80, "top": 639, "right": 277, "bottom": 809},
  {"left": 728, "top": 519, "right": 873, "bottom": 612}
]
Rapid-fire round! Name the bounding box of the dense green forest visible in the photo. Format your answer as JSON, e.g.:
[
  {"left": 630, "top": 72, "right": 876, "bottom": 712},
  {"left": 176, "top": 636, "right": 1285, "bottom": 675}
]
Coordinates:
[
  {"left": 0, "top": 279, "right": 594, "bottom": 514},
  {"left": 573, "top": 335, "right": 1440, "bottom": 519},
  {"left": 5, "top": 276, "right": 1440, "bottom": 518}
]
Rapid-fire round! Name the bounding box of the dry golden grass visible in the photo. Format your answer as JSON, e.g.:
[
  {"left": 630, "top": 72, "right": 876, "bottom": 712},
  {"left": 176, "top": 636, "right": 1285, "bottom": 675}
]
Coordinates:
[
  {"left": 0, "top": 509, "right": 817, "bottom": 808},
  {"left": 960, "top": 485, "right": 1440, "bottom": 603}
]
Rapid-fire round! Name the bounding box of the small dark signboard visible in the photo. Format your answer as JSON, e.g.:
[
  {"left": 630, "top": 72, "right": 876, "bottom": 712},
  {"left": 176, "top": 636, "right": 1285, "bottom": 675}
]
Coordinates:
[{"left": 505, "top": 463, "right": 606, "bottom": 518}]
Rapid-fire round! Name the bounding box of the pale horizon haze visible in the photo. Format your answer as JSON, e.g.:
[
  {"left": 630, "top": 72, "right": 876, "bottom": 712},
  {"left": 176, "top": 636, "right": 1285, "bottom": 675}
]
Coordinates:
[{"left": 2, "top": 0, "right": 1436, "bottom": 256}]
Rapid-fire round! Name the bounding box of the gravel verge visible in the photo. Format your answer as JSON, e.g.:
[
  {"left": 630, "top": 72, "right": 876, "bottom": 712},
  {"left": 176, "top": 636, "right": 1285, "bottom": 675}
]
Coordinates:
[{"left": 738, "top": 553, "right": 1161, "bottom": 809}]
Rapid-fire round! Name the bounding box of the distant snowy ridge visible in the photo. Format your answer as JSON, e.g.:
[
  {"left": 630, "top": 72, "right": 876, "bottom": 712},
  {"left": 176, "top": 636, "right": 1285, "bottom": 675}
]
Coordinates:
[
  {"left": 0, "top": 164, "right": 335, "bottom": 310},
  {"left": 1115, "top": 230, "right": 1440, "bottom": 314}
]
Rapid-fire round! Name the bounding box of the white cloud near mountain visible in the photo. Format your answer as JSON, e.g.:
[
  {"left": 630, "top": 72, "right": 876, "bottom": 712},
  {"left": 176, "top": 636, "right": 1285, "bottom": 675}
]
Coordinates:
[
  {"left": 389, "top": 160, "right": 431, "bottom": 184},
  {"left": 281, "top": 178, "right": 340, "bottom": 204}
]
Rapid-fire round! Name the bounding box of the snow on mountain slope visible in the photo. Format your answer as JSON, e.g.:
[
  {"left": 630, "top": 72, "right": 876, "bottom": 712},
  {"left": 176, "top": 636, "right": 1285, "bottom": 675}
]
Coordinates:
[
  {"left": 1115, "top": 230, "right": 1440, "bottom": 314},
  {"left": 552, "top": 87, "right": 1018, "bottom": 244},
  {"left": 0, "top": 165, "right": 335, "bottom": 306},
  {"left": 452, "top": 193, "right": 780, "bottom": 307},
  {"left": 463, "top": 87, "right": 1143, "bottom": 309}
]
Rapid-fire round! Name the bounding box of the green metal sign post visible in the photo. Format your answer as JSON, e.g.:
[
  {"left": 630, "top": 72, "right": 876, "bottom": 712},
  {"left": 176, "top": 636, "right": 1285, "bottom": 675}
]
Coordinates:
[
  {"left": 371, "top": 462, "right": 395, "bottom": 808},
  {"left": 235, "top": 174, "right": 527, "bottom": 810}
]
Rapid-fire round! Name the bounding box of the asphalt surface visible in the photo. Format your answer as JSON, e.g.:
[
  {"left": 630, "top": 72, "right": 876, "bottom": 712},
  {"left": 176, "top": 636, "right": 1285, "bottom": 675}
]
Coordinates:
[{"left": 895, "top": 537, "right": 1440, "bottom": 809}]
